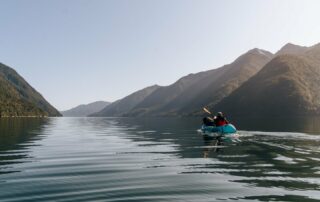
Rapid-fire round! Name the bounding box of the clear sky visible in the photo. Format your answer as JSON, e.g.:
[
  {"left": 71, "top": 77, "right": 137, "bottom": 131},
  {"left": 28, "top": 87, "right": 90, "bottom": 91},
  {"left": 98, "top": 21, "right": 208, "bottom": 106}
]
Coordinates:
[{"left": 1, "top": 0, "right": 320, "bottom": 110}]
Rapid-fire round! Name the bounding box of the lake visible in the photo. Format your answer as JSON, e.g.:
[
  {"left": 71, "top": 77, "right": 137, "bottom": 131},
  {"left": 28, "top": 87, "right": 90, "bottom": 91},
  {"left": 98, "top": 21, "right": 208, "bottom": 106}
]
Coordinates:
[{"left": 0, "top": 117, "right": 320, "bottom": 201}]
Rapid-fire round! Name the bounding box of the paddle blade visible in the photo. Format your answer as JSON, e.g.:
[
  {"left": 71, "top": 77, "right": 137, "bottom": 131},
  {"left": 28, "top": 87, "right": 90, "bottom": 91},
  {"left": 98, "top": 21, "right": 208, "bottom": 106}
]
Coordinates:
[{"left": 203, "top": 107, "right": 211, "bottom": 115}]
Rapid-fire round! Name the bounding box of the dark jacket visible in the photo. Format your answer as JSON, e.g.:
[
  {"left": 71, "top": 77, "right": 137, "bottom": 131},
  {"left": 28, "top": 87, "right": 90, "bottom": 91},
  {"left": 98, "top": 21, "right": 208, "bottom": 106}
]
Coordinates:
[{"left": 203, "top": 117, "right": 214, "bottom": 126}]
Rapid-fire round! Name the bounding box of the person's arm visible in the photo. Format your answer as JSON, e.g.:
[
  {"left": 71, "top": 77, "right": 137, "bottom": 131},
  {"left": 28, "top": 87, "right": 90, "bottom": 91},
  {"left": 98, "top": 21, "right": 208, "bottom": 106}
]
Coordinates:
[{"left": 225, "top": 118, "right": 229, "bottom": 124}]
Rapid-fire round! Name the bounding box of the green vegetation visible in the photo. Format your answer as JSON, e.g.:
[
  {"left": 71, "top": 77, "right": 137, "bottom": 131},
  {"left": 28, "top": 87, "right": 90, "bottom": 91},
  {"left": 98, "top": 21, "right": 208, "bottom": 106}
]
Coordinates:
[{"left": 0, "top": 63, "right": 61, "bottom": 117}]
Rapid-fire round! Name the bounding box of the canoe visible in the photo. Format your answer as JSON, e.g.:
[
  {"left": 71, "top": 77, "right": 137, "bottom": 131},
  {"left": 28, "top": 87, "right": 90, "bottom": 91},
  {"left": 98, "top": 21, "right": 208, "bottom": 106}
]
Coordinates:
[{"left": 199, "top": 124, "right": 237, "bottom": 137}]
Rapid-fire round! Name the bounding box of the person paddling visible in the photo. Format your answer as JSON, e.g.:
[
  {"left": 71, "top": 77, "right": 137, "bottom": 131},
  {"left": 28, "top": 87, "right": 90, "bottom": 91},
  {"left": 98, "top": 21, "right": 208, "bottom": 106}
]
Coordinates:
[
  {"left": 201, "top": 107, "right": 237, "bottom": 135},
  {"left": 214, "top": 112, "right": 229, "bottom": 126},
  {"left": 202, "top": 116, "right": 215, "bottom": 126},
  {"left": 202, "top": 108, "right": 229, "bottom": 126}
]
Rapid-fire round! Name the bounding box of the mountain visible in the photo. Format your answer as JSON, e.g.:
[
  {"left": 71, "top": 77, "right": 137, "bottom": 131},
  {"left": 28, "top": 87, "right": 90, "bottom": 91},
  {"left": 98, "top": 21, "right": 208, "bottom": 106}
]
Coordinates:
[
  {"left": 93, "top": 42, "right": 320, "bottom": 118},
  {"left": 275, "top": 42, "right": 320, "bottom": 63},
  {"left": 214, "top": 52, "right": 320, "bottom": 116},
  {"left": 304, "top": 43, "right": 320, "bottom": 63},
  {"left": 127, "top": 48, "right": 273, "bottom": 116},
  {"left": 127, "top": 70, "right": 217, "bottom": 116},
  {"left": 61, "top": 101, "right": 110, "bottom": 117},
  {"left": 0, "top": 63, "right": 61, "bottom": 117},
  {"left": 90, "top": 85, "right": 160, "bottom": 117},
  {"left": 276, "top": 43, "right": 308, "bottom": 56}
]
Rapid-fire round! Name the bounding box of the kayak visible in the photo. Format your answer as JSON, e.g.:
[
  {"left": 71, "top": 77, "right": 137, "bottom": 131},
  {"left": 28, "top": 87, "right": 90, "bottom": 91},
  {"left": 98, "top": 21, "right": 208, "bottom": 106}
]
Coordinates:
[{"left": 199, "top": 124, "right": 237, "bottom": 137}]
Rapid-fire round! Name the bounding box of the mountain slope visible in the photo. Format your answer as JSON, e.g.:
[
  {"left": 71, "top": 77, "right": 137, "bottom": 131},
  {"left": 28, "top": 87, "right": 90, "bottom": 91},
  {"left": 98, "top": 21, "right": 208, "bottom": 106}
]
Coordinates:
[
  {"left": 276, "top": 43, "right": 308, "bottom": 56},
  {"left": 90, "top": 85, "right": 160, "bottom": 117},
  {"left": 304, "top": 43, "right": 320, "bottom": 63},
  {"left": 215, "top": 54, "right": 320, "bottom": 116},
  {"left": 0, "top": 63, "right": 61, "bottom": 117},
  {"left": 127, "top": 48, "right": 273, "bottom": 116},
  {"left": 186, "top": 49, "right": 273, "bottom": 115},
  {"left": 127, "top": 69, "right": 219, "bottom": 116},
  {"left": 61, "top": 101, "right": 110, "bottom": 117}
]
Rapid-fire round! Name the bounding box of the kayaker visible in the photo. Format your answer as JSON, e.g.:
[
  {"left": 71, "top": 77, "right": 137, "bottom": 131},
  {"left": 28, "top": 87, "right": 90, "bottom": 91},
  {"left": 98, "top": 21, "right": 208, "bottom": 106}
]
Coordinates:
[
  {"left": 203, "top": 116, "right": 214, "bottom": 126},
  {"left": 214, "top": 112, "right": 229, "bottom": 126}
]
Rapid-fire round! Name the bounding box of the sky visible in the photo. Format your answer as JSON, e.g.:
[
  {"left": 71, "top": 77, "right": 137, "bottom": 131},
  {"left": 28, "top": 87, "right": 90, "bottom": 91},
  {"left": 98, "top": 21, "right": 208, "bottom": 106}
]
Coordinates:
[{"left": 1, "top": 0, "right": 320, "bottom": 111}]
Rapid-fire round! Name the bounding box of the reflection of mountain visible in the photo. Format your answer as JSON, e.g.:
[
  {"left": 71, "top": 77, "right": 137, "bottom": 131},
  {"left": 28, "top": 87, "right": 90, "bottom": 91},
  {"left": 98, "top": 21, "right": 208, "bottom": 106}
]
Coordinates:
[
  {"left": 0, "top": 63, "right": 61, "bottom": 117},
  {"left": 0, "top": 118, "right": 47, "bottom": 174},
  {"left": 114, "top": 117, "right": 320, "bottom": 196}
]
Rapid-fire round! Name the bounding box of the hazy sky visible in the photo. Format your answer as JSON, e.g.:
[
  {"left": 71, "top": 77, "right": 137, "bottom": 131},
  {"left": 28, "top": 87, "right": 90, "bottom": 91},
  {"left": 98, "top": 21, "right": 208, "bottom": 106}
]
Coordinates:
[{"left": 1, "top": 0, "right": 320, "bottom": 110}]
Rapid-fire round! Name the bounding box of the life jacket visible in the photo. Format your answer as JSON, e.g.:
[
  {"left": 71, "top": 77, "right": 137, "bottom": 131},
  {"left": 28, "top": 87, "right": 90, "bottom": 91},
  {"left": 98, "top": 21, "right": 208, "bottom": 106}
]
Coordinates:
[
  {"left": 214, "top": 116, "right": 228, "bottom": 126},
  {"left": 215, "top": 119, "right": 228, "bottom": 126}
]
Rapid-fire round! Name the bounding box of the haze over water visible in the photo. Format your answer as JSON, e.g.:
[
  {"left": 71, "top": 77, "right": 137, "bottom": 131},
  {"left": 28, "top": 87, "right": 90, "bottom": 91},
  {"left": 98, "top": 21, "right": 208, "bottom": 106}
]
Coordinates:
[{"left": 0, "top": 117, "right": 320, "bottom": 201}]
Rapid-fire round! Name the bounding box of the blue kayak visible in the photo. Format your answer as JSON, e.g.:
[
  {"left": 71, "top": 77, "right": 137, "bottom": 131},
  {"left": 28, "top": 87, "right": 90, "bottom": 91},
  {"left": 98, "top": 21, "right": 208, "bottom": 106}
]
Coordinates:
[{"left": 200, "top": 124, "right": 237, "bottom": 135}]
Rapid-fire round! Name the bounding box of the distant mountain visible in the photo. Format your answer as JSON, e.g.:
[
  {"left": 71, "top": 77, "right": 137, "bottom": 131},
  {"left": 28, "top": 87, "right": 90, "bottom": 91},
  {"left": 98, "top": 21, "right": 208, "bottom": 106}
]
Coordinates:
[
  {"left": 0, "top": 63, "right": 61, "bottom": 117},
  {"left": 127, "top": 48, "right": 273, "bottom": 116},
  {"left": 61, "top": 101, "right": 110, "bottom": 117},
  {"left": 90, "top": 85, "right": 160, "bottom": 117},
  {"left": 93, "top": 42, "right": 320, "bottom": 118},
  {"left": 304, "top": 43, "right": 320, "bottom": 63},
  {"left": 127, "top": 70, "right": 217, "bottom": 116},
  {"left": 276, "top": 43, "right": 308, "bottom": 56},
  {"left": 215, "top": 49, "right": 320, "bottom": 116}
]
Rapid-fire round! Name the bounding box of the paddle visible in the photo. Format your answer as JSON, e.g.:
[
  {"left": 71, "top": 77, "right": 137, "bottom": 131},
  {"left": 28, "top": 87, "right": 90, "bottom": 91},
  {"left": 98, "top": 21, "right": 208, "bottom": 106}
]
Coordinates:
[{"left": 203, "top": 107, "right": 212, "bottom": 115}]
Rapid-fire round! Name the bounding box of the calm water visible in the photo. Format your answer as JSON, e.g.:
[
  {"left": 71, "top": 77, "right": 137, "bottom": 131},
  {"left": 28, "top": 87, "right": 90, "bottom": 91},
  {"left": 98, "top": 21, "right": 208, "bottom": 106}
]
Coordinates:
[{"left": 0, "top": 117, "right": 320, "bottom": 201}]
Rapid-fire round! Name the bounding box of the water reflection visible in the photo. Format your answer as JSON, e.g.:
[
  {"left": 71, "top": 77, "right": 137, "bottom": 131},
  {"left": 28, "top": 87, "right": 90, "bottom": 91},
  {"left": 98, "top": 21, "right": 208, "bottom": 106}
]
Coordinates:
[
  {"left": 202, "top": 136, "right": 223, "bottom": 158},
  {"left": 0, "top": 117, "right": 319, "bottom": 201},
  {"left": 232, "top": 116, "right": 320, "bottom": 133},
  {"left": 0, "top": 118, "right": 47, "bottom": 174},
  {"left": 114, "top": 117, "right": 320, "bottom": 200}
]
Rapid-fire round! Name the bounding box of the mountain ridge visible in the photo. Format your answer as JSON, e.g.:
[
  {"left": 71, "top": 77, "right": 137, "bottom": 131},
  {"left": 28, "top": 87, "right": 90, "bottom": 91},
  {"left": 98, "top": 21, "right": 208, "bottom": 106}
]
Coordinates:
[
  {"left": 126, "top": 48, "right": 273, "bottom": 116},
  {"left": 0, "top": 63, "right": 61, "bottom": 117},
  {"left": 91, "top": 42, "right": 320, "bottom": 118},
  {"left": 61, "top": 101, "right": 110, "bottom": 117},
  {"left": 214, "top": 51, "right": 320, "bottom": 116},
  {"left": 90, "top": 85, "right": 160, "bottom": 117}
]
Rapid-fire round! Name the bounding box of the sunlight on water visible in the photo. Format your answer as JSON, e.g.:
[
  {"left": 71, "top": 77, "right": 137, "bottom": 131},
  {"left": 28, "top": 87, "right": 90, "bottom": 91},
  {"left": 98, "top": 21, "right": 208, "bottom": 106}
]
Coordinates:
[{"left": 0, "top": 117, "right": 320, "bottom": 201}]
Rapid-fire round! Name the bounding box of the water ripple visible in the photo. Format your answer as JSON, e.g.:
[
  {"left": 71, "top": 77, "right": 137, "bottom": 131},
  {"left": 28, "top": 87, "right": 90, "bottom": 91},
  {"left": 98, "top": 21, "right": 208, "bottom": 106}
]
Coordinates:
[{"left": 0, "top": 117, "right": 320, "bottom": 201}]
